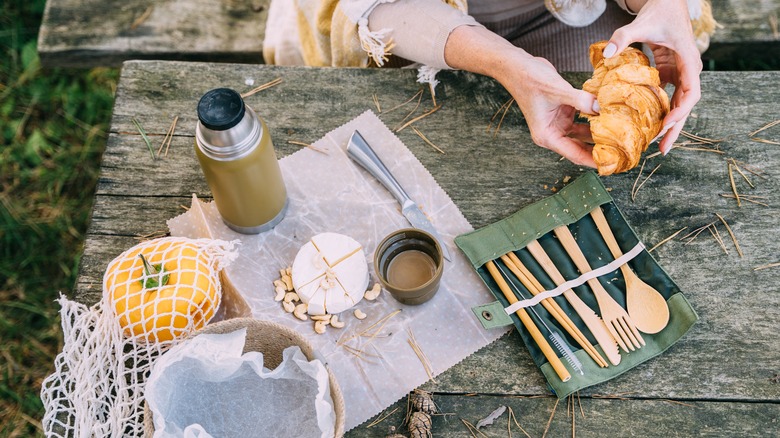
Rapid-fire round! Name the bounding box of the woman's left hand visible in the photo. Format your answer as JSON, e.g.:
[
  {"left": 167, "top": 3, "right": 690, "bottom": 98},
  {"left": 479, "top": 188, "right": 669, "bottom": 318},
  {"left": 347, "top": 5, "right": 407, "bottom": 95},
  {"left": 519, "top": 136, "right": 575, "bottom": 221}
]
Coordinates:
[{"left": 605, "top": 0, "right": 703, "bottom": 155}]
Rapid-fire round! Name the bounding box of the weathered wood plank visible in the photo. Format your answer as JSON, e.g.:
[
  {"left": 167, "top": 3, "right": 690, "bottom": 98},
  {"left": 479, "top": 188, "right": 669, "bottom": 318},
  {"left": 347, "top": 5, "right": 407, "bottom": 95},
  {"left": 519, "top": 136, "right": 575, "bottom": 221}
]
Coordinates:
[
  {"left": 707, "top": 0, "right": 780, "bottom": 65},
  {"left": 346, "top": 395, "right": 780, "bottom": 437},
  {"left": 36, "top": 0, "right": 780, "bottom": 68},
  {"left": 77, "top": 63, "right": 780, "bottom": 407},
  {"left": 38, "top": 0, "right": 268, "bottom": 68}
]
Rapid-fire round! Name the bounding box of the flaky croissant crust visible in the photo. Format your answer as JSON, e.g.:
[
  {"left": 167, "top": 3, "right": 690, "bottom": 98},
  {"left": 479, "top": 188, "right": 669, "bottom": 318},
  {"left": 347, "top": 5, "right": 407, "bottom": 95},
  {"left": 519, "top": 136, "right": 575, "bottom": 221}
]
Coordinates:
[{"left": 583, "top": 41, "right": 670, "bottom": 176}]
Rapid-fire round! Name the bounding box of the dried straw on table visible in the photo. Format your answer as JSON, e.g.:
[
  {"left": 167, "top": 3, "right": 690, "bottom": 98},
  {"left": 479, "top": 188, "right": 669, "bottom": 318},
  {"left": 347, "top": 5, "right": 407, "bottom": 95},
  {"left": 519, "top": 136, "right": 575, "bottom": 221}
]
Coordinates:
[
  {"left": 407, "top": 328, "right": 436, "bottom": 382},
  {"left": 241, "top": 77, "right": 282, "bottom": 98},
  {"left": 508, "top": 406, "right": 532, "bottom": 438},
  {"left": 487, "top": 98, "right": 514, "bottom": 138},
  {"left": 541, "top": 398, "right": 560, "bottom": 438},
  {"left": 412, "top": 127, "right": 445, "bottom": 154},
  {"left": 727, "top": 162, "right": 741, "bottom": 207},
  {"left": 157, "top": 115, "right": 178, "bottom": 158},
  {"left": 396, "top": 105, "right": 442, "bottom": 132},
  {"left": 715, "top": 213, "right": 743, "bottom": 257},
  {"left": 754, "top": 261, "right": 780, "bottom": 271},
  {"left": 648, "top": 226, "right": 688, "bottom": 253},
  {"left": 720, "top": 194, "right": 769, "bottom": 207},
  {"left": 747, "top": 118, "right": 780, "bottom": 137},
  {"left": 287, "top": 140, "right": 328, "bottom": 155}
]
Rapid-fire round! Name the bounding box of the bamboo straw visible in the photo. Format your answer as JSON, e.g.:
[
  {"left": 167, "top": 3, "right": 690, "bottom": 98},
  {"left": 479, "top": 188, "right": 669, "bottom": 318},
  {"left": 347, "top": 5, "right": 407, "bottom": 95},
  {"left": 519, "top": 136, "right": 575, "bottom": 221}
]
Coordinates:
[
  {"left": 500, "top": 253, "right": 608, "bottom": 368},
  {"left": 486, "top": 261, "right": 572, "bottom": 382}
]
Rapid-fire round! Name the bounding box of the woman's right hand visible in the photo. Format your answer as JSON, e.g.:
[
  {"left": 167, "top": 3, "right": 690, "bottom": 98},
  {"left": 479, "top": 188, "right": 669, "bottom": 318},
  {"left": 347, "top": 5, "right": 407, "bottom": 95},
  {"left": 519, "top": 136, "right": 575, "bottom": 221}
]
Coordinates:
[{"left": 445, "top": 25, "right": 599, "bottom": 167}]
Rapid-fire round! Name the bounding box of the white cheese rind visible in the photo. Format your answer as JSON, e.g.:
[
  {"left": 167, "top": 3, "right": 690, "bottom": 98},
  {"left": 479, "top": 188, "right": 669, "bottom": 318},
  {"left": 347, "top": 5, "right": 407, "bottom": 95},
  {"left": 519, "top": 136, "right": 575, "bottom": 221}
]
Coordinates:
[
  {"left": 291, "top": 241, "right": 327, "bottom": 291},
  {"left": 311, "top": 232, "right": 362, "bottom": 266},
  {"left": 291, "top": 232, "right": 369, "bottom": 314}
]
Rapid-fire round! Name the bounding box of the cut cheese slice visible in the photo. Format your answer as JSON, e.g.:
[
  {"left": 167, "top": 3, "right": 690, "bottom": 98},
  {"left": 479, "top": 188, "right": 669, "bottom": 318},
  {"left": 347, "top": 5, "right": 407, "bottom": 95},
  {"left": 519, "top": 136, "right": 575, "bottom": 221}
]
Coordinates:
[
  {"left": 332, "top": 251, "right": 371, "bottom": 304},
  {"left": 291, "top": 241, "right": 327, "bottom": 292},
  {"left": 311, "top": 232, "right": 362, "bottom": 266},
  {"left": 291, "top": 232, "right": 369, "bottom": 315}
]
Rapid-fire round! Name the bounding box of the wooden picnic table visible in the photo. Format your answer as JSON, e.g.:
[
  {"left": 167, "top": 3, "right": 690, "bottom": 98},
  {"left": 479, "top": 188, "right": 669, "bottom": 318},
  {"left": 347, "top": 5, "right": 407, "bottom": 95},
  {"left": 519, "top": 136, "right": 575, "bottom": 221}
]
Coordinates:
[
  {"left": 75, "top": 60, "right": 780, "bottom": 436},
  {"left": 38, "top": 0, "right": 780, "bottom": 69}
]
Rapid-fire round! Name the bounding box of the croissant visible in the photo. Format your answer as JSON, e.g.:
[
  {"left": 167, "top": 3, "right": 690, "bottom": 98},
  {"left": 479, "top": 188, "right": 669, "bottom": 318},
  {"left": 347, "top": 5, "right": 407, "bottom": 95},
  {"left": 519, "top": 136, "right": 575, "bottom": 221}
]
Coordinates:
[{"left": 583, "top": 41, "right": 670, "bottom": 176}]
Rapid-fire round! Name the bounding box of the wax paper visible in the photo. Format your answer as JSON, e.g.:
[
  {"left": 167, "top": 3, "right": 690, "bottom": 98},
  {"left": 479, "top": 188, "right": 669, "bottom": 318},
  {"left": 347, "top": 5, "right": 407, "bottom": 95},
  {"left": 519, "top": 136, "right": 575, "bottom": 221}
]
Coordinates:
[
  {"left": 168, "top": 110, "right": 508, "bottom": 430},
  {"left": 146, "top": 329, "right": 334, "bottom": 438}
]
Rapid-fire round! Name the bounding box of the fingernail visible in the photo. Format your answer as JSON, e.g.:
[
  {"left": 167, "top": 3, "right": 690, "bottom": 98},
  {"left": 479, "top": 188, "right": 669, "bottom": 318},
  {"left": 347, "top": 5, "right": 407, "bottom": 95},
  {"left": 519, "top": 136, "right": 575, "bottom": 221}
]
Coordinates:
[
  {"left": 651, "top": 122, "right": 675, "bottom": 144},
  {"left": 592, "top": 101, "right": 600, "bottom": 113},
  {"left": 603, "top": 43, "right": 617, "bottom": 58}
]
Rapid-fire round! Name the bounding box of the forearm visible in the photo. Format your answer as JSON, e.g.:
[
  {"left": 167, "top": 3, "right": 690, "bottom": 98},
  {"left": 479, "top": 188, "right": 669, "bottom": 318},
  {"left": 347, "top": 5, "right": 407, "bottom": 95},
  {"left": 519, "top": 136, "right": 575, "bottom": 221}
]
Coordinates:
[
  {"left": 368, "top": 0, "right": 479, "bottom": 69},
  {"left": 443, "top": 24, "right": 532, "bottom": 86}
]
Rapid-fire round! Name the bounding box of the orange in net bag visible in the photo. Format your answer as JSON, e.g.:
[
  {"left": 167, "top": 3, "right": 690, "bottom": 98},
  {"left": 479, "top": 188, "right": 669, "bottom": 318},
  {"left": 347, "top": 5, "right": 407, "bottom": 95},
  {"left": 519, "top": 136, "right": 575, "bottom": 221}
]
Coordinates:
[
  {"left": 41, "top": 237, "right": 237, "bottom": 437},
  {"left": 105, "top": 238, "right": 222, "bottom": 342}
]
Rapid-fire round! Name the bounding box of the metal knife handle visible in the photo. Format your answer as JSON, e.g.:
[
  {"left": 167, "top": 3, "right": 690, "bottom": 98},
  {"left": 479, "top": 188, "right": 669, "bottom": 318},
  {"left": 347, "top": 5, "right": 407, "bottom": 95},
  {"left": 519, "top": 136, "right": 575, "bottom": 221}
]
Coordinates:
[{"left": 347, "top": 130, "right": 411, "bottom": 205}]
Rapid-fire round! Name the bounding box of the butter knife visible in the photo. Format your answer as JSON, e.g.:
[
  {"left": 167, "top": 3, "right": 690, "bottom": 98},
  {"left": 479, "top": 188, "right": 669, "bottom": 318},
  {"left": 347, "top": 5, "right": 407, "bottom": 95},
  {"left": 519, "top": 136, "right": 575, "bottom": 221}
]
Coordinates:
[{"left": 347, "top": 130, "right": 452, "bottom": 261}]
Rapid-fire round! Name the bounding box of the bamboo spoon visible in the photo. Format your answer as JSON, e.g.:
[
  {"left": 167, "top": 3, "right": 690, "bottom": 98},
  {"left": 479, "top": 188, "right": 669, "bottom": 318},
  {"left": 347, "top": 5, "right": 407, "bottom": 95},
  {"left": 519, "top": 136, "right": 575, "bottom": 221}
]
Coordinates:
[
  {"left": 525, "top": 240, "right": 622, "bottom": 366},
  {"left": 553, "top": 226, "right": 646, "bottom": 351},
  {"left": 485, "top": 261, "right": 572, "bottom": 382},
  {"left": 500, "top": 253, "right": 609, "bottom": 368},
  {"left": 590, "top": 206, "right": 670, "bottom": 334}
]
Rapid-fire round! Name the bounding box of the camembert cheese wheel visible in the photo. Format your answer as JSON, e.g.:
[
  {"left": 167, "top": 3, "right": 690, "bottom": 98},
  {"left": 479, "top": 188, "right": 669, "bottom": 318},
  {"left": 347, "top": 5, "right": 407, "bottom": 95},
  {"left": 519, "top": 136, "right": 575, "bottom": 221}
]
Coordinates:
[{"left": 291, "top": 233, "right": 369, "bottom": 315}]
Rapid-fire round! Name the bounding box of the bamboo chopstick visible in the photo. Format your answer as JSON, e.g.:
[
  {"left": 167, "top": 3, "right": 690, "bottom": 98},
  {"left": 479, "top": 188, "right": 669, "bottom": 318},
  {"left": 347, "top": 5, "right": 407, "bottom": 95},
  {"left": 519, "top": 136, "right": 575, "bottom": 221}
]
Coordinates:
[
  {"left": 485, "top": 261, "right": 572, "bottom": 382},
  {"left": 500, "top": 253, "right": 609, "bottom": 368}
]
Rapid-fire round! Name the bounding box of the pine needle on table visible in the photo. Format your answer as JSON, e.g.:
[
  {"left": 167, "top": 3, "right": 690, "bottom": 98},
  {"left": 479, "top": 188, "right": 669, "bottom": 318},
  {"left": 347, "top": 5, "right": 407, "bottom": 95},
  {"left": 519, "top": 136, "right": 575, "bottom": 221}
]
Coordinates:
[
  {"left": 720, "top": 194, "right": 769, "bottom": 207},
  {"left": 157, "top": 115, "right": 178, "bottom": 157},
  {"left": 486, "top": 98, "right": 515, "bottom": 137},
  {"left": 412, "top": 127, "right": 445, "bottom": 154},
  {"left": 750, "top": 137, "right": 780, "bottom": 146},
  {"left": 130, "top": 5, "right": 154, "bottom": 30},
  {"left": 366, "top": 407, "right": 399, "bottom": 428},
  {"left": 631, "top": 160, "right": 662, "bottom": 201},
  {"left": 754, "top": 261, "right": 780, "bottom": 271},
  {"left": 372, "top": 93, "right": 382, "bottom": 113},
  {"left": 708, "top": 225, "right": 729, "bottom": 255},
  {"left": 542, "top": 398, "right": 560, "bottom": 438},
  {"left": 384, "top": 88, "right": 424, "bottom": 114},
  {"left": 407, "top": 328, "right": 436, "bottom": 382},
  {"left": 508, "top": 407, "right": 531, "bottom": 438},
  {"left": 728, "top": 162, "right": 741, "bottom": 207},
  {"left": 460, "top": 418, "right": 488, "bottom": 438},
  {"left": 748, "top": 119, "right": 780, "bottom": 137},
  {"left": 715, "top": 213, "right": 743, "bottom": 257},
  {"left": 680, "top": 130, "right": 723, "bottom": 144},
  {"left": 648, "top": 226, "right": 688, "bottom": 253},
  {"left": 241, "top": 77, "right": 282, "bottom": 98},
  {"left": 287, "top": 140, "right": 328, "bottom": 155},
  {"left": 396, "top": 105, "right": 442, "bottom": 132},
  {"left": 131, "top": 118, "right": 155, "bottom": 160}
]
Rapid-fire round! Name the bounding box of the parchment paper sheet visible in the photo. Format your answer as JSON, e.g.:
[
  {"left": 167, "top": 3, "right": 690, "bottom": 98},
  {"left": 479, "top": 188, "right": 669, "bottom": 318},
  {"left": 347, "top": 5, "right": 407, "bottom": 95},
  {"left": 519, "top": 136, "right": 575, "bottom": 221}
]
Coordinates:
[{"left": 168, "top": 110, "right": 509, "bottom": 431}]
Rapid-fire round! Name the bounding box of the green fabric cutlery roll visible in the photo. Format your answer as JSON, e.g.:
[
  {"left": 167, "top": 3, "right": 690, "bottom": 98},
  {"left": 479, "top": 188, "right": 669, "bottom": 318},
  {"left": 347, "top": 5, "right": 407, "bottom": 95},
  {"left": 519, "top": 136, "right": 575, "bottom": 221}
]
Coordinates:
[{"left": 454, "top": 171, "right": 698, "bottom": 398}]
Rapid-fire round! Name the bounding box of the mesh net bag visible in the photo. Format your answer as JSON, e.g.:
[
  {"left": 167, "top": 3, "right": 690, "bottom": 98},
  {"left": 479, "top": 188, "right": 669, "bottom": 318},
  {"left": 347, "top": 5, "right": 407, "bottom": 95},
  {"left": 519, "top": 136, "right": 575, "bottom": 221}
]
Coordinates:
[{"left": 40, "top": 237, "right": 237, "bottom": 437}]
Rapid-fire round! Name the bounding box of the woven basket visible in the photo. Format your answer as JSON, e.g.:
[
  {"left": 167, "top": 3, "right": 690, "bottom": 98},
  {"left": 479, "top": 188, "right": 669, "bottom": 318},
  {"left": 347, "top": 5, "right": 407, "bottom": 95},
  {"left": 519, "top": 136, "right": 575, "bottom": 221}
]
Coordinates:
[{"left": 143, "top": 318, "right": 346, "bottom": 437}]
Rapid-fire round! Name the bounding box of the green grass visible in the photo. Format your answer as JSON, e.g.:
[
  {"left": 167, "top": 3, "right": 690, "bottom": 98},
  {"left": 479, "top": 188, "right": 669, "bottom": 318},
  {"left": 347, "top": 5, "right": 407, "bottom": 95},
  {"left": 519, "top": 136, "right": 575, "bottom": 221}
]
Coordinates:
[{"left": 0, "top": 0, "right": 117, "bottom": 435}]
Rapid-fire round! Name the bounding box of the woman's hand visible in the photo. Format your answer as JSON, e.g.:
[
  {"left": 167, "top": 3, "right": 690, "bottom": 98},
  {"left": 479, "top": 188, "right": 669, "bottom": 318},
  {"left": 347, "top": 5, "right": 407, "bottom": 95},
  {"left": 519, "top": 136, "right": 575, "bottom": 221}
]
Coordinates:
[
  {"left": 445, "top": 25, "right": 599, "bottom": 167},
  {"left": 607, "top": 0, "right": 703, "bottom": 154}
]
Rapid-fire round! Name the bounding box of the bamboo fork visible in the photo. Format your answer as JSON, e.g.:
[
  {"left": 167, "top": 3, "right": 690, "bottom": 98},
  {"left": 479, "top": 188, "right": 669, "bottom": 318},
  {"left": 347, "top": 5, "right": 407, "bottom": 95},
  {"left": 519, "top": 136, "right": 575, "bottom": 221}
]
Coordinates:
[
  {"left": 485, "top": 261, "right": 572, "bottom": 382},
  {"left": 525, "top": 240, "right": 622, "bottom": 366},
  {"left": 553, "top": 225, "right": 646, "bottom": 351},
  {"left": 499, "top": 253, "right": 609, "bottom": 368},
  {"left": 589, "top": 206, "right": 670, "bottom": 334}
]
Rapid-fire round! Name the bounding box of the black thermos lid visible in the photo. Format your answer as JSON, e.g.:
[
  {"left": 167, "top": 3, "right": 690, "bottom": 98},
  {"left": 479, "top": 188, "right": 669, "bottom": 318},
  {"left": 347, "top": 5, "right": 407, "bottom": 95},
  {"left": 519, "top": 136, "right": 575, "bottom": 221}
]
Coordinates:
[{"left": 197, "top": 88, "right": 246, "bottom": 131}]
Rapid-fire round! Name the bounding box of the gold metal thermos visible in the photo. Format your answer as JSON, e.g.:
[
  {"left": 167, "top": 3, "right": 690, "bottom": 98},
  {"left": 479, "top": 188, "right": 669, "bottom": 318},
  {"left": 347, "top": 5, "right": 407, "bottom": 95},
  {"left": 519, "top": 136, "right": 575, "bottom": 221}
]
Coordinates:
[{"left": 195, "top": 88, "right": 288, "bottom": 234}]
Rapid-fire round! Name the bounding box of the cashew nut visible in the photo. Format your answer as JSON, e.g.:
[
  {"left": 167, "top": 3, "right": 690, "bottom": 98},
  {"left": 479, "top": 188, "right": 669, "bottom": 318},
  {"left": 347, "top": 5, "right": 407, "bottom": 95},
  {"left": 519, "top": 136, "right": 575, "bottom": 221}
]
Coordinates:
[
  {"left": 274, "top": 286, "right": 286, "bottom": 302},
  {"left": 330, "top": 314, "right": 345, "bottom": 328},
  {"left": 285, "top": 267, "right": 292, "bottom": 276},
  {"left": 273, "top": 279, "right": 285, "bottom": 289},
  {"left": 311, "top": 314, "right": 332, "bottom": 322},
  {"left": 314, "top": 320, "right": 327, "bottom": 334},
  {"left": 364, "top": 283, "right": 382, "bottom": 300},
  {"left": 282, "top": 301, "right": 295, "bottom": 313},
  {"left": 283, "top": 292, "right": 299, "bottom": 303},
  {"left": 281, "top": 275, "right": 293, "bottom": 291},
  {"left": 354, "top": 309, "right": 367, "bottom": 320},
  {"left": 293, "top": 303, "right": 308, "bottom": 320}
]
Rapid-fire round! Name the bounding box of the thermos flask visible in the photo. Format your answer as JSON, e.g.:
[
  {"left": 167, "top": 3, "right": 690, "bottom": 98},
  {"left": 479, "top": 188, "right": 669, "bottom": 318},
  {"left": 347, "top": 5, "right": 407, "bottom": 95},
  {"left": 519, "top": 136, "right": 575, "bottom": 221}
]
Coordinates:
[{"left": 195, "top": 88, "right": 288, "bottom": 234}]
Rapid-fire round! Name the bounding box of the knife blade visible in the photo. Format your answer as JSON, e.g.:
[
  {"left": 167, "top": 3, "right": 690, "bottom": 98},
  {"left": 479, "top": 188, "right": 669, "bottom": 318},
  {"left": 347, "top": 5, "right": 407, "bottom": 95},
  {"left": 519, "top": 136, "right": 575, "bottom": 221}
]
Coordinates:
[{"left": 346, "top": 130, "right": 452, "bottom": 261}]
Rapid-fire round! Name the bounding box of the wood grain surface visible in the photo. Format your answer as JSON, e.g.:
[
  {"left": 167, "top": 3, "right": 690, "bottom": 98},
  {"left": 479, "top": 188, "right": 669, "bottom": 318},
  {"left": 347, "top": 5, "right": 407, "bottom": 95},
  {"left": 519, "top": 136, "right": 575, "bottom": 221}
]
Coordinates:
[
  {"left": 37, "top": 0, "right": 780, "bottom": 68},
  {"left": 76, "top": 61, "right": 780, "bottom": 436}
]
